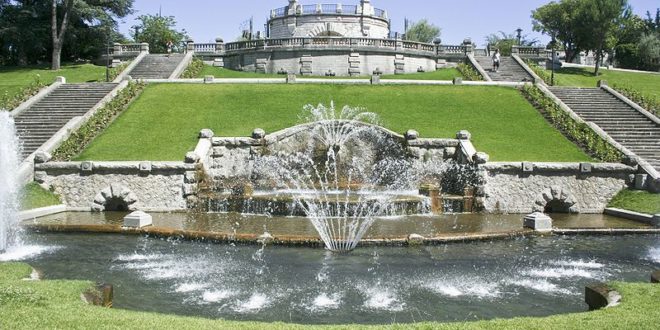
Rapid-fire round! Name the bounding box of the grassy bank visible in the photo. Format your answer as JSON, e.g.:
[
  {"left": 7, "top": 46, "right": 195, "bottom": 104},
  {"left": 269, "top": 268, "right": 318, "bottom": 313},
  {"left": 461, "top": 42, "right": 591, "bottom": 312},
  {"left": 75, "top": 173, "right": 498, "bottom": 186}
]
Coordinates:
[
  {"left": 546, "top": 67, "right": 659, "bottom": 99},
  {"left": 0, "top": 64, "right": 108, "bottom": 98},
  {"left": 197, "top": 66, "right": 461, "bottom": 80},
  {"left": 20, "top": 183, "right": 61, "bottom": 211},
  {"left": 1, "top": 262, "right": 658, "bottom": 329},
  {"left": 76, "top": 84, "right": 590, "bottom": 162},
  {"left": 608, "top": 189, "right": 660, "bottom": 215}
]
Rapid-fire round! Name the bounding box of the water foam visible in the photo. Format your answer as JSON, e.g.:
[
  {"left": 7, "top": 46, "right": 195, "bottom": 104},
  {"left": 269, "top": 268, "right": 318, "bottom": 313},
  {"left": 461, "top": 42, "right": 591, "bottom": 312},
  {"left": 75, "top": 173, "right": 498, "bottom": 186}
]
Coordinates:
[
  {"left": 202, "top": 290, "right": 236, "bottom": 303},
  {"left": 648, "top": 247, "right": 660, "bottom": 264},
  {"left": 525, "top": 267, "right": 599, "bottom": 279},
  {"left": 309, "top": 293, "right": 342, "bottom": 311},
  {"left": 424, "top": 278, "right": 502, "bottom": 299},
  {"left": 0, "top": 245, "right": 58, "bottom": 262},
  {"left": 233, "top": 293, "right": 270, "bottom": 313},
  {"left": 507, "top": 278, "right": 572, "bottom": 295},
  {"left": 362, "top": 288, "right": 404, "bottom": 311},
  {"left": 175, "top": 283, "right": 209, "bottom": 293},
  {"left": 550, "top": 259, "right": 605, "bottom": 269}
]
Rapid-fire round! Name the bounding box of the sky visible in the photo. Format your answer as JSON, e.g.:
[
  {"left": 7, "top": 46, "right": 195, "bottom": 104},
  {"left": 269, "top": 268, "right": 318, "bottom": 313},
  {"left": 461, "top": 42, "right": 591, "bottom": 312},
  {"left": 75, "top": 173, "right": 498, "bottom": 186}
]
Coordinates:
[{"left": 118, "top": 0, "right": 658, "bottom": 47}]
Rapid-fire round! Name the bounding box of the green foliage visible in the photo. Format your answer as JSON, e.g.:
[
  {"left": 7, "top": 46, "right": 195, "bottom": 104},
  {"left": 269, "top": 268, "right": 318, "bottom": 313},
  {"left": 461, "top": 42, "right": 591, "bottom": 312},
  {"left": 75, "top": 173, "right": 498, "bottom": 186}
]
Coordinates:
[
  {"left": 181, "top": 58, "right": 204, "bottom": 79},
  {"left": 485, "top": 31, "right": 538, "bottom": 56},
  {"left": 52, "top": 81, "right": 146, "bottom": 161},
  {"left": 611, "top": 83, "right": 659, "bottom": 116},
  {"left": 133, "top": 14, "right": 188, "bottom": 54},
  {"left": 525, "top": 60, "right": 555, "bottom": 85},
  {"left": 1, "top": 262, "right": 660, "bottom": 329},
  {"left": 76, "top": 84, "right": 589, "bottom": 162},
  {"left": 0, "top": 0, "right": 133, "bottom": 65},
  {"left": 609, "top": 189, "right": 660, "bottom": 214},
  {"left": 20, "top": 183, "right": 61, "bottom": 211},
  {"left": 0, "top": 74, "right": 45, "bottom": 111},
  {"left": 521, "top": 84, "right": 622, "bottom": 162},
  {"left": 636, "top": 33, "right": 660, "bottom": 71},
  {"left": 380, "top": 68, "right": 462, "bottom": 80},
  {"left": 456, "top": 62, "right": 482, "bottom": 81},
  {"left": 404, "top": 19, "right": 441, "bottom": 43},
  {"left": 532, "top": 0, "right": 584, "bottom": 62}
]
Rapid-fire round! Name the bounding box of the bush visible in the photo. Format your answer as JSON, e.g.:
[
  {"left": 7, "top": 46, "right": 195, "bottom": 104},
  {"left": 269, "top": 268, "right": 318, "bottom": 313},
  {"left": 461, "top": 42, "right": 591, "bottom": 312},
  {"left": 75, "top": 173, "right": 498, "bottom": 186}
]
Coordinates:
[
  {"left": 0, "top": 75, "right": 46, "bottom": 111},
  {"left": 181, "top": 58, "right": 204, "bottom": 79},
  {"left": 521, "top": 84, "right": 622, "bottom": 162},
  {"left": 52, "top": 81, "right": 146, "bottom": 161},
  {"left": 457, "top": 62, "right": 482, "bottom": 81},
  {"left": 611, "top": 83, "right": 659, "bottom": 117}
]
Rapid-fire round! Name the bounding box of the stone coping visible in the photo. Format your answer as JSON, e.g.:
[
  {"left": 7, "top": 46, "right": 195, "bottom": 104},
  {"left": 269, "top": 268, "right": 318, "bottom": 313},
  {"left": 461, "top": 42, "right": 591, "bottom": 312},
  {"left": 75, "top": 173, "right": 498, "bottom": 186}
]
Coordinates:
[
  {"left": 483, "top": 162, "right": 636, "bottom": 173},
  {"left": 22, "top": 221, "right": 660, "bottom": 248},
  {"left": 35, "top": 161, "right": 195, "bottom": 174},
  {"left": 18, "top": 205, "right": 67, "bottom": 222},
  {"left": 604, "top": 208, "right": 659, "bottom": 227},
  {"left": 134, "top": 77, "right": 528, "bottom": 87}
]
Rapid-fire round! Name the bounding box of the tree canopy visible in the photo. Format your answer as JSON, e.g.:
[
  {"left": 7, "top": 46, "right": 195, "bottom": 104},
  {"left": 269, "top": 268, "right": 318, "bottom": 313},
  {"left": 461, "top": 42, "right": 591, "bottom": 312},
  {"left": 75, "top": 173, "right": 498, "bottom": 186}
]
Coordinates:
[
  {"left": 132, "top": 14, "right": 188, "bottom": 54},
  {"left": 405, "top": 19, "right": 441, "bottom": 43},
  {"left": 485, "top": 31, "right": 538, "bottom": 56}
]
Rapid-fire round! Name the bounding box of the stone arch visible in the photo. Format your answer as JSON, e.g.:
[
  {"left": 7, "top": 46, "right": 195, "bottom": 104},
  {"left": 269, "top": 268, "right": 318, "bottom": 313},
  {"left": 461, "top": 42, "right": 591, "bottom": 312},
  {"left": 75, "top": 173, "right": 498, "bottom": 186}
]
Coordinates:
[
  {"left": 307, "top": 23, "right": 346, "bottom": 37},
  {"left": 533, "top": 186, "right": 579, "bottom": 213},
  {"left": 91, "top": 183, "right": 138, "bottom": 212}
]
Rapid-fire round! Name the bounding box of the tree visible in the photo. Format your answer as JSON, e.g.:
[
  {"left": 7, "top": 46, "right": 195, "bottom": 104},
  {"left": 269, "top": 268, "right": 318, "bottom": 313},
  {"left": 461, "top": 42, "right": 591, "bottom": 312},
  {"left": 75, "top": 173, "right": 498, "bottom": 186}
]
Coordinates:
[
  {"left": 485, "top": 31, "right": 538, "bottom": 56},
  {"left": 576, "top": 0, "right": 629, "bottom": 75},
  {"left": 637, "top": 33, "right": 660, "bottom": 71},
  {"left": 532, "top": 0, "right": 584, "bottom": 63},
  {"left": 133, "top": 14, "right": 188, "bottom": 54},
  {"left": 50, "top": 0, "right": 133, "bottom": 70},
  {"left": 405, "top": 19, "right": 440, "bottom": 43}
]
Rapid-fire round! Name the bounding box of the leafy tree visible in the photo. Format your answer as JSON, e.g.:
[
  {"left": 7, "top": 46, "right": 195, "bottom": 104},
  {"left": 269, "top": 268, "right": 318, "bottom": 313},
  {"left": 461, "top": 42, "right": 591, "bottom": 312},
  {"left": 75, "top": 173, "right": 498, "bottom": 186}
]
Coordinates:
[
  {"left": 532, "top": 0, "right": 584, "bottom": 63},
  {"left": 576, "top": 0, "right": 629, "bottom": 75},
  {"left": 0, "top": 1, "right": 51, "bottom": 65},
  {"left": 50, "top": 0, "right": 133, "bottom": 70},
  {"left": 404, "top": 19, "right": 440, "bottom": 43},
  {"left": 485, "top": 31, "right": 538, "bottom": 56},
  {"left": 133, "top": 14, "right": 188, "bottom": 54},
  {"left": 637, "top": 33, "right": 660, "bottom": 71}
]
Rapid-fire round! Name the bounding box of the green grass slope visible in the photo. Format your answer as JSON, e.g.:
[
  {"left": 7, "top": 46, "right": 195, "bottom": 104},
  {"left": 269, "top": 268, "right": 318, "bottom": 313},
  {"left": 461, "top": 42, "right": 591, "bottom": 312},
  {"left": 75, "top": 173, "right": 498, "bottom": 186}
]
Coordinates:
[
  {"left": 76, "top": 84, "right": 589, "bottom": 162},
  {"left": 0, "top": 64, "right": 108, "bottom": 99},
  {"left": 608, "top": 189, "right": 660, "bottom": 215},
  {"left": 549, "top": 67, "right": 659, "bottom": 99},
  {"left": 0, "top": 263, "right": 658, "bottom": 329}
]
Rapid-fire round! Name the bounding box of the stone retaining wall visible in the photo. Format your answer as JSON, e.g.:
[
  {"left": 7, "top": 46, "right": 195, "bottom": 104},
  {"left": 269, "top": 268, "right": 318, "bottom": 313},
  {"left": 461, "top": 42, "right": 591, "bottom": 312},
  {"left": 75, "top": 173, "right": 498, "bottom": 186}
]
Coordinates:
[
  {"left": 481, "top": 162, "right": 636, "bottom": 214},
  {"left": 34, "top": 162, "right": 197, "bottom": 211}
]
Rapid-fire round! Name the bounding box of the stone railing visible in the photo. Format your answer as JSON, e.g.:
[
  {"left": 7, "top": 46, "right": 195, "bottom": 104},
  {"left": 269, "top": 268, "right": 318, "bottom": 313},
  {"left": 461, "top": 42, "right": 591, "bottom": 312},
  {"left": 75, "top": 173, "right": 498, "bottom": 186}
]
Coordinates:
[
  {"left": 207, "top": 37, "right": 465, "bottom": 57},
  {"left": 512, "top": 45, "right": 551, "bottom": 58},
  {"left": 270, "top": 3, "right": 386, "bottom": 19},
  {"left": 112, "top": 43, "right": 149, "bottom": 56}
]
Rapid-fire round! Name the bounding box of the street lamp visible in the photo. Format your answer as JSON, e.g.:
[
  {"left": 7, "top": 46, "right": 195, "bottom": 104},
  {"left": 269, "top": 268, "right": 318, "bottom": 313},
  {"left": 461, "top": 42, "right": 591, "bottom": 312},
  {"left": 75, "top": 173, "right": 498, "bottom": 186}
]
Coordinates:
[
  {"left": 516, "top": 28, "right": 522, "bottom": 45},
  {"left": 106, "top": 34, "right": 111, "bottom": 82},
  {"left": 551, "top": 32, "right": 556, "bottom": 86}
]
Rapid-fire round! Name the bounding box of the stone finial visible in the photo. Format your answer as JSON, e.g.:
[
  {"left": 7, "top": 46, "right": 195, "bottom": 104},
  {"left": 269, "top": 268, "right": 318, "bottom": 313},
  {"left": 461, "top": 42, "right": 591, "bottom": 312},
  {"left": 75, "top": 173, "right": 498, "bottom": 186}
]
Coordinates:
[
  {"left": 370, "top": 75, "right": 380, "bottom": 85},
  {"left": 524, "top": 212, "right": 553, "bottom": 232},
  {"left": 252, "top": 128, "right": 266, "bottom": 139},
  {"left": 456, "top": 130, "right": 471, "bottom": 140},
  {"left": 597, "top": 80, "right": 608, "bottom": 87},
  {"left": 34, "top": 151, "right": 52, "bottom": 164},
  {"left": 473, "top": 152, "right": 489, "bottom": 164},
  {"left": 139, "top": 161, "right": 152, "bottom": 174},
  {"left": 215, "top": 37, "right": 224, "bottom": 43},
  {"left": 453, "top": 77, "right": 463, "bottom": 85},
  {"left": 55, "top": 76, "right": 66, "bottom": 84},
  {"left": 522, "top": 162, "right": 534, "bottom": 173},
  {"left": 405, "top": 130, "right": 419, "bottom": 140},
  {"left": 81, "top": 161, "right": 94, "bottom": 173},
  {"left": 579, "top": 163, "right": 592, "bottom": 173},
  {"left": 123, "top": 211, "right": 153, "bottom": 228},
  {"left": 199, "top": 129, "right": 214, "bottom": 139}
]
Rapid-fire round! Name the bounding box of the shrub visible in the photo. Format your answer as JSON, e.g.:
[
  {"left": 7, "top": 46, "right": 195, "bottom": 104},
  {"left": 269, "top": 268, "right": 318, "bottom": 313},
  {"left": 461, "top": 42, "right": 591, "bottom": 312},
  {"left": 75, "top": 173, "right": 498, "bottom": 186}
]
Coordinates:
[
  {"left": 0, "top": 75, "right": 46, "bottom": 111},
  {"left": 610, "top": 83, "right": 658, "bottom": 117},
  {"left": 181, "top": 58, "right": 204, "bottom": 79},
  {"left": 457, "top": 62, "right": 482, "bottom": 81},
  {"left": 521, "top": 84, "right": 622, "bottom": 162}
]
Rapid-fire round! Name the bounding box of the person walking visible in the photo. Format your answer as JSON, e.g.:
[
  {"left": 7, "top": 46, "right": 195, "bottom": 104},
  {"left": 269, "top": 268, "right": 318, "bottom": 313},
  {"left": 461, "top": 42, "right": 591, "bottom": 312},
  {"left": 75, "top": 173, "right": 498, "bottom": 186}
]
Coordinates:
[
  {"left": 492, "top": 49, "right": 501, "bottom": 72},
  {"left": 166, "top": 40, "right": 174, "bottom": 57}
]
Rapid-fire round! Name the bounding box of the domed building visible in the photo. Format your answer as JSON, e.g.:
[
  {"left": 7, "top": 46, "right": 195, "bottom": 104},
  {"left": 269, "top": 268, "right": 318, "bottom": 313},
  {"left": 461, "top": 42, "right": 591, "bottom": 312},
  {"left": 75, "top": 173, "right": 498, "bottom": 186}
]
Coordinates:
[{"left": 192, "top": 0, "right": 473, "bottom": 77}]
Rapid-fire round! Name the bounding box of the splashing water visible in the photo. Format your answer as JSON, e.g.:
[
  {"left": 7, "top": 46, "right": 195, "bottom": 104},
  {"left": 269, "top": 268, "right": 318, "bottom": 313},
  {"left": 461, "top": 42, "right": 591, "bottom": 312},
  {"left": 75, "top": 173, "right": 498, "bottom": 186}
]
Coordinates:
[
  {"left": 254, "top": 104, "right": 420, "bottom": 252},
  {"left": 0, "top": 111, "right": 22, "bottom": 252}
]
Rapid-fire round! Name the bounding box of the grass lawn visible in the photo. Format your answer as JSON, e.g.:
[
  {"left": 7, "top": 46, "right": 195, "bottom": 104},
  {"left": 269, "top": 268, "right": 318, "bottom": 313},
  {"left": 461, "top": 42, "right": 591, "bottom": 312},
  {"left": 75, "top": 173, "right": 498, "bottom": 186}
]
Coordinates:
[
  {"left": 20, "top": 183, "right": 61, "bottom": 211},
  {"left": 381, "top": 68, "right": 461, "bottom": 80},
  {"left": 76, "top": 84, "right": 589, "bottom": 162},
  {"left": 0, "top": 64, "right": 107, "bottom": 99},
  {"left": 1, "top": 262, "right": 659, "bottom": 329},
  {"left": 608, "top": 189, "right": 660, "bottom": 215},
  {"left": 548, "top": 67, "right": 659, "bottom": 99}
]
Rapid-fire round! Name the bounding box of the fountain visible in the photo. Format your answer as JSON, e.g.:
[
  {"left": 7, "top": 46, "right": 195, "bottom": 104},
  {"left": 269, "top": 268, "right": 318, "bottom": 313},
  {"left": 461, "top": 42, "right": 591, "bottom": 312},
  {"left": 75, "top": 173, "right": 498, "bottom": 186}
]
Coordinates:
[
  {"left": 0, "top": 111, "right": 21, "bottom": 252},
  {"left": 252, "top": 103, "right": 437, "bottom": 252}
]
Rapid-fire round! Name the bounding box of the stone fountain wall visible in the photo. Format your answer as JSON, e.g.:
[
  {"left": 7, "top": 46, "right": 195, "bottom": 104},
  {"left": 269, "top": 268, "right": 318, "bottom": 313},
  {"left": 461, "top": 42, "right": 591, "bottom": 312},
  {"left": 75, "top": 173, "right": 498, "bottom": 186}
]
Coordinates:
[{"left": 480, "top": 162, "right": 636, "bottom": 214}]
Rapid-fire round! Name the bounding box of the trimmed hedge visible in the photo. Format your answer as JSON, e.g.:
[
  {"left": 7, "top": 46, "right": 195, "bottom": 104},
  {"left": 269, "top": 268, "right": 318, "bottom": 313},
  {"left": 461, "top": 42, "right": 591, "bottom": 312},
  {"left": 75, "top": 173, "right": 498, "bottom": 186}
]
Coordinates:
[
  {"left": 521, "top": 84, "right": 622, "bottom": 162},
  {"left": 52, "top": 81, "right": 146, "bottom": 161}
]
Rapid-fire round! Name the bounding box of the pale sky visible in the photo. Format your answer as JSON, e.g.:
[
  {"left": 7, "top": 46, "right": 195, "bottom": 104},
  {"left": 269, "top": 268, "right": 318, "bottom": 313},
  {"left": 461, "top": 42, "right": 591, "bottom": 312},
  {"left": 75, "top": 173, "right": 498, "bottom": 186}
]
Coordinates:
[{"left": 118, "top": 0, "right": 658, "bottom": 46}]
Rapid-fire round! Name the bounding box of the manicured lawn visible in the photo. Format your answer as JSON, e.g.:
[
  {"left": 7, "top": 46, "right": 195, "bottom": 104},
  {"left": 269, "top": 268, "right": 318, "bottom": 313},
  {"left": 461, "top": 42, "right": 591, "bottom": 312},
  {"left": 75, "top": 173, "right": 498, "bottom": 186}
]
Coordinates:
[
  {"left": 1, "top": 262, "right": 658, "bottom": 329},
  {"left": 198, "top": 66, "right": 281, "bottom": 78},
  {"left": 20, "top": 183, "right": 61, "bottom": 211},
  {"left": 549, "top": 67, "right": 660, "bottom": 99},
  {"left": 0, "top": 64, "right": 108, "bottom": 98},
  {"left": 608, "top": 189, "right": 660, "bottom": 215},
  {"left": 76, "top": 84, "right": 589, "bottom": 162},
  {"left": 381, "top": 68, "right": 461, "bottom": 80}
]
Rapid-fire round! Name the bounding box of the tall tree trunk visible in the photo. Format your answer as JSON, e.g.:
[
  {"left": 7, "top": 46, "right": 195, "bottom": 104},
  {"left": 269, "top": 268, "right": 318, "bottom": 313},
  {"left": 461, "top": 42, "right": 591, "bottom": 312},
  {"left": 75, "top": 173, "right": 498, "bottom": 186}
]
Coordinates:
[
  {"left": 594, "top": 40, "right": 604, "bottom": 75},
  {"left": 51, "top": 0, "right": 74, "bottom": 70}
]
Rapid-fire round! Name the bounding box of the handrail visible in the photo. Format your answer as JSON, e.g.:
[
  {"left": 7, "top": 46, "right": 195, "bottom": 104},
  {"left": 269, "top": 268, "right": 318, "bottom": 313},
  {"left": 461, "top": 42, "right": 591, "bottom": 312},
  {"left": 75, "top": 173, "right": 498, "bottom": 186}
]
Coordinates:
[{"left": 269, "top": 3, "right": 385, "bottom": 19}]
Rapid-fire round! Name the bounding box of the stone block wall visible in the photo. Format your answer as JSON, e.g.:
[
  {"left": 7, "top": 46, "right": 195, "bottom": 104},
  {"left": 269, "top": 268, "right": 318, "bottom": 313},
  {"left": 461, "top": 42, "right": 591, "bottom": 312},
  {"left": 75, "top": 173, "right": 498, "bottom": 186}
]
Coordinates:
[
  {"left": 34, "top": 162, "right": 197, "bottom": 211},
  {"left": 480, "top": 163, "right": 636, "bottom": 214}
]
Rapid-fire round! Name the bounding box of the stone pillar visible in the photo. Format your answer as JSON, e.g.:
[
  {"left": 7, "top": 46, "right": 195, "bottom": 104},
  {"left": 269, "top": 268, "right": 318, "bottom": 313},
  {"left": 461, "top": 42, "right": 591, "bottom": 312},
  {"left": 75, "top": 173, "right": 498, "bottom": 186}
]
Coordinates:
[
  {"left": 287, "top": 0, "right": 298, "bottom": 15},
  {"left": 113, "top": 43, "right": 122, "bottom": 55},
  {"left": 186, "top": 39, "right": 195, "bottom": 53},
  {"left": 215, "top": 38, "right": 225, "bottom": 54},
  {"left": 511, "top": 45, "right": 519, "bottom": 54},
  {"left": 361, "top": 0, "right": 374, "bottom": 16},
  {"left": 419, "top": 184, "right": 442, "bottom": 214},
  {"left": 140, "top": 42, "right": 149, "bottom": 53}
]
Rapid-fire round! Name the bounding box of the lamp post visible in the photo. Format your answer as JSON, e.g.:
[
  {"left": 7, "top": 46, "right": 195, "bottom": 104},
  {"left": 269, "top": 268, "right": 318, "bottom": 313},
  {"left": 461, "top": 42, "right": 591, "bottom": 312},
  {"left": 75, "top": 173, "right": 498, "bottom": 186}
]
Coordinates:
[
  {"left": 516, "top": 28, "right": 522, "bottom": 45},
  {"left": 551, "top": 32, "right": 556, "bottom": 86},
  {"left": 106, "top": 34, "right": 111, "bottom": 82}
]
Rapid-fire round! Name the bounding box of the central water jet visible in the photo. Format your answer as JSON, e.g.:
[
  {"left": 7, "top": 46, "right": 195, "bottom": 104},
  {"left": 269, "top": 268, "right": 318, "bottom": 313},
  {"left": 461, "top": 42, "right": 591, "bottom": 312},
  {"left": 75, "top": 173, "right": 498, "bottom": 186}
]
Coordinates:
[{"left": 0, "top": 111, "right": 22, "bottom": 252}]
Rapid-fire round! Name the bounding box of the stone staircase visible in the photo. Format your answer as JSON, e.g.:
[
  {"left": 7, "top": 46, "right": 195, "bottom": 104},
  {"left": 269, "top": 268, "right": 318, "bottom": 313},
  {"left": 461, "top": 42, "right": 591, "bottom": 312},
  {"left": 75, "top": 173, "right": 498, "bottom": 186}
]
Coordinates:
[
  {"left": 474, "top": 56, "right": 534, "bottom": 82},
  {"left": 126, "top": 54, "right": 186, "bottom": 79},
  {"left": 14, "top": 83, "right": 117, "bottom": 159},
  {"left": 549, "top": 87, "right": 660, "bottom": 170}
]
